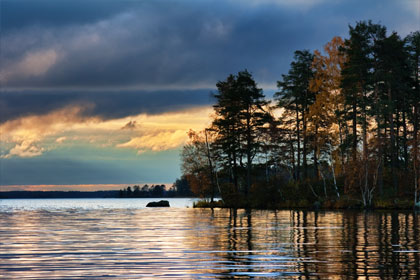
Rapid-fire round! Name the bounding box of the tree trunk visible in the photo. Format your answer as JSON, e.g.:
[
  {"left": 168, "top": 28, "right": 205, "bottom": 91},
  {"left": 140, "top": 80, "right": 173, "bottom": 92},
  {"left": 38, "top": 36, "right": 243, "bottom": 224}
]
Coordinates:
[
  {"left": 413, "top": 48, "right": 420, "bottom": 205},
  {"left": 377, "top": 124, "right": 384, "bottom": 197},
  {"left": 232, "top": 151, "right": 239, "bottom": 193},
  {"left": 374, "top": 84, "right": 384, "bottom": 196},
  {"left": 402, "top": 108, "right": 408, "bottom": 170},
  {"left": 330, "top": 145, "right": 340, "bottom": 198},
  {"left": 246, "top": 111, "right": 252, "bottom": 198},
  {"left": 414, "top": 104, "right": 419, "bottom": 205},
  {"left": 396, "top": 111, "right": 401, "bottom": 168},
  {"left": 296, "top": 107, "right": 301, "bottom": 180},
  {"left": 231, "top": 124, "right": 239, "bottom": 193},
  {"left": 352, "top": 95, "right": 358, "bottom": 162},
  {"left": 314, "top": 124, "right": 319, "bottom": 180},
  {"left": 302, "top": 109, "right": 308, "bottom": 179},
  {"left": 388, "top": 85, "right": 398, "bottom": 194},
  {"left": 338, "top": 117, "right": 346, "bottom": 173},
  {"left": 289, "top": 132, "right": 296, "bottom": 181},
  {"left": 362, "top": 93, "right": 368, "bottom": 203},
  {"left": 204, "top": 129, "right": 216, "bottom": 203}
]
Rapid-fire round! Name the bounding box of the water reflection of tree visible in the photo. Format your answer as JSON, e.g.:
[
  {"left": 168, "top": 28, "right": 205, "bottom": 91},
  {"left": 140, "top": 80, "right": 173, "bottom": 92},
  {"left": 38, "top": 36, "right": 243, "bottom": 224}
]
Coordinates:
[
  {"left": 246, "top": 209, "right": 253, "bottom": 277},
  {"left": 185, "top": 209, "right": 420, "bottom": 279},
  {"left": 414, "top": 213, "right": 420, "bottom": 278},
  {"left": 227, "top": 208, "right": 238, "bottom": 276},
  {"left": 291, "top": 211, "right": 420, "bottom": 279},
  {"left": 293, "top": 211, "right": 310, "bottom": 278}
]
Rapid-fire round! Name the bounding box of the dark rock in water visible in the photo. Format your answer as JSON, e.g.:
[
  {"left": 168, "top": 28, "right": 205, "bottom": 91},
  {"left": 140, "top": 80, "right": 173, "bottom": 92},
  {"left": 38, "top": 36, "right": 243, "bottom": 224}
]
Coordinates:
[
  {"left": 146, "top": 200, "right": 170, "bottom": 207},
  {"left": 313, "top": 201, "right": 321, "bottom": 209}
]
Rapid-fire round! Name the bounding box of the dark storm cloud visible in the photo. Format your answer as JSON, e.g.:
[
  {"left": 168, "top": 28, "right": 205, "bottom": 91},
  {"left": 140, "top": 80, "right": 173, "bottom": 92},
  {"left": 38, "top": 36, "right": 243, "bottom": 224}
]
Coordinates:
[
  {"left": 2, "top": 0, "right": 417, "bottom": 90},
  {"left": 0, "top": 89, "right": 214, "bottom": 123},
  {"left": 0, "top": 0, "right": 138, "bottom": 32}
]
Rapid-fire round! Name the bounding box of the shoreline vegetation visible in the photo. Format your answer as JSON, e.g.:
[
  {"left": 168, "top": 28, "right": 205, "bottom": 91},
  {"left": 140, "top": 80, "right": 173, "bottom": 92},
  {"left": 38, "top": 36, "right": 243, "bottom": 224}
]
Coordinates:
[
  {"left": 176, "top": 21, "right": 420, "bottom": 211},
  {"left": 1, "top": 190, "right": 418, "bottom": 211},
  {"left": 193, "top": 198, "right": 420, "bottom": 211}
]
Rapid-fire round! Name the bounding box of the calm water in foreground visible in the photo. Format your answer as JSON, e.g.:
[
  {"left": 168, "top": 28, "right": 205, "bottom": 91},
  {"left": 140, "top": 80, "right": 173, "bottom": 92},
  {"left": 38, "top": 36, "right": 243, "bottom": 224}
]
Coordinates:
[{"left": 1, "top": 198, "right": 420, "bottom": 279}]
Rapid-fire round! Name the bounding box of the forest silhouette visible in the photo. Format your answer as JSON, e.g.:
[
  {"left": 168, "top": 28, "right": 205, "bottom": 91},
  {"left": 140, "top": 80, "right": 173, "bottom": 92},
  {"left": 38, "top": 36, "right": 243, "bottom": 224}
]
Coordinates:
[{"left": 179, "top": 21, "right": 420, "bottom": 210}]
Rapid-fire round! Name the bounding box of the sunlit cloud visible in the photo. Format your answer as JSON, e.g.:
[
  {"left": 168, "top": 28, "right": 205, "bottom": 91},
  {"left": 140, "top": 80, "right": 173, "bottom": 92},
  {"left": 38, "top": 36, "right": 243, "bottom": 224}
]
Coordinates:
[
  {"left": 117, "top": 107, "right": 213, "bottom": 153},
  {"left": 0, "top": 104, "right": 99, "bottom": 158},
  {"left": 6, "top": 140, "right": 45, "bottom": 158},
  {"left": 118, "top": 130, "right": 188, "bottom": 153},
  {"left": 55, "top": 136, "right": 67, "bottom": 143},
  {"left": 0, "top": 105, "right": 213, "bottom": 158}
]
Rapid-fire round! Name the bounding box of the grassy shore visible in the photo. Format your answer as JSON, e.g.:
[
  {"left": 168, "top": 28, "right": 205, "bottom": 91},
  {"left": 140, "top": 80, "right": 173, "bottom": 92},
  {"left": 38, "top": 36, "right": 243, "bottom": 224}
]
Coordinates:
[{"left": 193, "top": 197, "right": 419, "bottom": 210}]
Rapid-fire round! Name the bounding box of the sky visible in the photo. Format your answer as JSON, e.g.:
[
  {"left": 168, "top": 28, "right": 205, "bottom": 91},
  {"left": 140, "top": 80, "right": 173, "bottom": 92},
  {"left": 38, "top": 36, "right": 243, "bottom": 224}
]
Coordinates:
[{"left": 0, "top": 0, "right": 419, "bottom": 191}]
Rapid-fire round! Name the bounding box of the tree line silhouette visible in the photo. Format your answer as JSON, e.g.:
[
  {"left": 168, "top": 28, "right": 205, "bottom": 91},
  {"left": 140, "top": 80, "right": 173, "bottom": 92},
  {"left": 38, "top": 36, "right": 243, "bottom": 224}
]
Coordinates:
[
  {"left": 0, "top": 181, "right": 194, "bottom": 199},
  {"left": 179, "top": 21, "right": 420, "bottom": 209},
  {"left": 119, "top": 181, "right": 193, "bottom": 198}
]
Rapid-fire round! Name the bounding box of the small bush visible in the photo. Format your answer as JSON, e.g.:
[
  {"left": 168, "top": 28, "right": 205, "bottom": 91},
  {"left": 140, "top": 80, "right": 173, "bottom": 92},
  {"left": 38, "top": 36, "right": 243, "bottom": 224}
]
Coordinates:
[
  {"left": 193, "top": 199, "right": 224, "bottom": 208},
  {"left": 373, "top": 199, "right": 394, "bottom": 209}
]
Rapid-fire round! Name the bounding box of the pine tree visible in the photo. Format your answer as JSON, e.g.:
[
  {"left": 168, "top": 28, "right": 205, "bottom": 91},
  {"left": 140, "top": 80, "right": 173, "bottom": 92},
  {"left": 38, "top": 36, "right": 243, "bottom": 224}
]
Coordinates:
[
  {"left": 213, "top": 70, "right": 271, "bottom": 198},
  {"left": 276, "top": 50, "right": 315, "bottom": 181}
]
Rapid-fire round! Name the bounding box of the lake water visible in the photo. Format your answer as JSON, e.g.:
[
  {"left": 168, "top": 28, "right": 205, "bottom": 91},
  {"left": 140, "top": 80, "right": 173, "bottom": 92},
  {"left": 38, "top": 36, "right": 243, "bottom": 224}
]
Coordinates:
[{"left": 1, "top": 198, "right": 419, "bottom": 279}]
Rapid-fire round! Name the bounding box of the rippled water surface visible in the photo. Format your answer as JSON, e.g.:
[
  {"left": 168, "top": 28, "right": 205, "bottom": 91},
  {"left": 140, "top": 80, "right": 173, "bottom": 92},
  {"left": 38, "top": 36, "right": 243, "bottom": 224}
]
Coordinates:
[{"left": 1, "top": 199, "right": 420, "bottom": 279}]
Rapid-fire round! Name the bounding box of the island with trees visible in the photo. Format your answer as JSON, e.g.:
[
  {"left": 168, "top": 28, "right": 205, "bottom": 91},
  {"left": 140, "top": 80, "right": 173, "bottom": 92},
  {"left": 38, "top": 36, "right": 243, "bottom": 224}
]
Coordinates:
[
  {"left": 177, "top": 20, "right": 420, "bottom": 210},
  {"left": 119, "top": 182, "right": 193, "bottom": 198}
]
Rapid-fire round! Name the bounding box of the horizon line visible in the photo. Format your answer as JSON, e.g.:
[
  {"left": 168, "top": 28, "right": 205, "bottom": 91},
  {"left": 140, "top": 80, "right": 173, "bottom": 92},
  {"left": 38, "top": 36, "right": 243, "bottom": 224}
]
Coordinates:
[{"left": 0, "top": 183, "right": 173, "bottom": 192}]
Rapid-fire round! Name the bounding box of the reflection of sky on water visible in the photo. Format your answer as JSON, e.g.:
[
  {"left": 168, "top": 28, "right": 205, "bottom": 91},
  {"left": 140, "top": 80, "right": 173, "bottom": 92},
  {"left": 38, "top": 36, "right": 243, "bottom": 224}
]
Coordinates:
[
  {"left": 0, "top": 202, "right": 419, "bottom": 279},
  {"left": 0, "top": 198, "right": 198, "bottom": 210}
]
